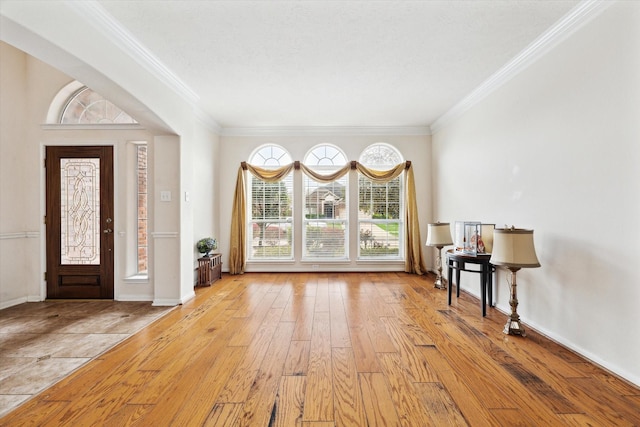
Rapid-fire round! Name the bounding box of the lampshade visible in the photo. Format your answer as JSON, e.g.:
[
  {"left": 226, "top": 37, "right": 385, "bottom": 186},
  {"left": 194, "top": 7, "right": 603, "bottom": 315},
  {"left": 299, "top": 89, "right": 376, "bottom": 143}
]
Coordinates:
[
  {"left": 490, "top": 227, "right": 540, "bottom": 268},
  {"left": 426, "top": 222, "right": 453, "bottom": 246}
]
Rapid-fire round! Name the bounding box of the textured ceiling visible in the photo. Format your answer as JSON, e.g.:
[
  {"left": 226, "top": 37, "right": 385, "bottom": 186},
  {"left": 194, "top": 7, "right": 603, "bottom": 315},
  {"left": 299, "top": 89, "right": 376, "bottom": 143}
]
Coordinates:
[{"left": 96, "top": 0, "right": 580, "bottom": 128}]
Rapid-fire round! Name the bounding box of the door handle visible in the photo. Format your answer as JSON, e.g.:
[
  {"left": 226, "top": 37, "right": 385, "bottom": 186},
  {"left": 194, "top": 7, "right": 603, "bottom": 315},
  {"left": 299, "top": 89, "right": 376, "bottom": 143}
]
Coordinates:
[{"left": 103, "top": 228, "right": 113, "bottom": 234}]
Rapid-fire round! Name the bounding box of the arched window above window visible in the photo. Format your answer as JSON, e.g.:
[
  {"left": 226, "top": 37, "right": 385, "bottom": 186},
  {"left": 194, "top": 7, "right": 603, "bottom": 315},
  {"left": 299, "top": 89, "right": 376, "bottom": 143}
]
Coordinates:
[
  {"left": 359, "top": 143, "right": 403, "bottom": 167},
  {"left": 250, "top": 144, "right": 292, "bottom": 168},
  {"left": 60, "top": 86, "right": 138, "bottom": 124},
  {"left": 304, "top": 144, "right": 347, "bottom": 168}
]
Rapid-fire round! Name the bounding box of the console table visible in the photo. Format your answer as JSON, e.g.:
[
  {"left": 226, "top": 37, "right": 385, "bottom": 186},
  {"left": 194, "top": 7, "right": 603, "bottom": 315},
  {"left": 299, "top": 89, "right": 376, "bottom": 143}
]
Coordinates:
[
  {"left": 446, "top": 249, "right": 494, "bottom": 316},
  {"left": 197, "top": 254, "right": 222, "bottom": 287}
]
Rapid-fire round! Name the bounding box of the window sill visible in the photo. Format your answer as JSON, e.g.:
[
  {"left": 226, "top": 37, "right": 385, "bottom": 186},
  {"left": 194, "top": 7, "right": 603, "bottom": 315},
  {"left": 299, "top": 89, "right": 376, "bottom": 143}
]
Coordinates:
[
  {"left": 300, "top": 258, "right": 351, "bottom": 264},
  {"left": 247, "top": 259, "right": 296, "bottom": 264},
  {"left": 124, "top": 274, "right": 149, "bottom": 283}
]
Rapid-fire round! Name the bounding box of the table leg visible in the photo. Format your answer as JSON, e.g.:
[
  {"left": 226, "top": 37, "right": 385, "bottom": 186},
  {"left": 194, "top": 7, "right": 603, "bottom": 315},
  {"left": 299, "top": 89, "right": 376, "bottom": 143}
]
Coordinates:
[
  {"left": 448, "top": 260, "right": 453, "bottom": 305},
  {"left": 456, "top": 262, "right": 462, "bottom": 298},
  {"left": 481, "top": 266, "right": 487, "bottom": 317}
]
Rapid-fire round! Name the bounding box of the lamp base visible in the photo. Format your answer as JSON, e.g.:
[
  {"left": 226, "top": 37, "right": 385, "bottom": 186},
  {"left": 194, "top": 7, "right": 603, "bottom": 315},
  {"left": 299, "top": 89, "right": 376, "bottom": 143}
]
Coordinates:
[
  {"left": 433, "top": 246, "right": 447, "bottom": 290},
  {"left": 503, "top": 318, "right": 526, "bottom": 337},
  {"left": 434, "top": 276, "right": 447, "bottom": 290},
  {"left": 504, "top": 268, "right": 526, "bottom": 337}
]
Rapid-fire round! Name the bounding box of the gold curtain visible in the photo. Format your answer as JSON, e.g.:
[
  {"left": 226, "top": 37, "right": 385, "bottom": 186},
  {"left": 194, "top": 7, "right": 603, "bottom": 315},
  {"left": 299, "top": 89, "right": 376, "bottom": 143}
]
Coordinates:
[
  {"left": 244, "top": 162, "right": 295, "bottom": 182},
  {"left": 403, "top": 165, "right": 427, "bottom": 274},
  {"left": 228, "top": 166, "right": 247, "bottom": 274},
  {"left": 354, "top": 162, "right": 406, "bottom": 183},
  {"left": 299, "top": 162, "right": 351, "bottom": 182},
  {"left": 228, "top": 160, "right": 426, "bottom": 275}
]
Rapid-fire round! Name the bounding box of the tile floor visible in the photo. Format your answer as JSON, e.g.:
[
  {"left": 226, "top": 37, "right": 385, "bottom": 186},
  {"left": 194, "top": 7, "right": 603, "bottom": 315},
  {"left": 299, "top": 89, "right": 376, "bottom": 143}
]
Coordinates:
[{"left": 0, "top": 300, "right": 174, "bottom": 417}]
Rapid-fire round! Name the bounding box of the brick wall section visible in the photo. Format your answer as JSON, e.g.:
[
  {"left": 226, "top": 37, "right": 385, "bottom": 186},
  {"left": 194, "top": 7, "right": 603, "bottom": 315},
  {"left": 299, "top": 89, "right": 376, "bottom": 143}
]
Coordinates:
[{"left": 137, "top": 146, "right": 148, "bottom": 273}]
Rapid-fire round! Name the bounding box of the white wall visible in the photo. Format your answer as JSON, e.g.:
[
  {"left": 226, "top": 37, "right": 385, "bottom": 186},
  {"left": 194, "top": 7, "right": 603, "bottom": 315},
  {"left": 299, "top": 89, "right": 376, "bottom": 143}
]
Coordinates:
[
  {"left": 191, "top": 126, "right": 221, "bottom": 283},
  {"left": 219, "top": 133, "right": 433, "bottom": 272},
  {"left": 0, "top": 42, "right": 35, "bottom": 308},
  {"left": 432, "top": 2, "right": 640, "bottom": 386}
]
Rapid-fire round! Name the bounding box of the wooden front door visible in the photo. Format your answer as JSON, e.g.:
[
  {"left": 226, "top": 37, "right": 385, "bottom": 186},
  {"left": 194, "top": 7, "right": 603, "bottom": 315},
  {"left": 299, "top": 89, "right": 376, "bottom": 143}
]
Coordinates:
[{"left": 46, "top": 146, "right": 114, "bottom": 299}]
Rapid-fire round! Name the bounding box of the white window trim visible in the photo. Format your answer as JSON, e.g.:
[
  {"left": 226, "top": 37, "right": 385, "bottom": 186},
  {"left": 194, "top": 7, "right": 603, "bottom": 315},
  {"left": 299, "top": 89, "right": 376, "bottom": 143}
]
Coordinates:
[
  {"left": 246, "top": 144, "right": 294, "bottom": 262},
  {"left": 357, "top": 143, "right": 405, "bottom": 261}
]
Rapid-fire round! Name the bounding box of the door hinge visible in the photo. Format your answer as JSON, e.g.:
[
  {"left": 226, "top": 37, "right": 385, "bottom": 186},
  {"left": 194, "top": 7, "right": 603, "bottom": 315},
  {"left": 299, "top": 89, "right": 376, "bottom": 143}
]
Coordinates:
[
  {"left": 43, "top": 215, "right": 46, "bottom": 224},
  {"left": 44, "top": 157, "right": 46, "bottom": 168},
  {"left": 44, "top": 272, "right": 47, "bottom": 281}
]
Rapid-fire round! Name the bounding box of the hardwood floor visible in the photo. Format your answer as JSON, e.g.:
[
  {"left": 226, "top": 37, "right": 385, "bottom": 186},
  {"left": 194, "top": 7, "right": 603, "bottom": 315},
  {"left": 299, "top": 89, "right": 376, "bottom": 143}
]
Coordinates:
[{"left": 1, "top": 272, "right": 638, "bottom": 426}]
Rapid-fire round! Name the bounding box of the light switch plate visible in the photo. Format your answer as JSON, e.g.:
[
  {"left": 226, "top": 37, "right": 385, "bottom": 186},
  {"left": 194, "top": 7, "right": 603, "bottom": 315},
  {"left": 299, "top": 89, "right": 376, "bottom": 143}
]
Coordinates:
[{"left": 160, "top": 190, "right": 171, "bottom": 202}]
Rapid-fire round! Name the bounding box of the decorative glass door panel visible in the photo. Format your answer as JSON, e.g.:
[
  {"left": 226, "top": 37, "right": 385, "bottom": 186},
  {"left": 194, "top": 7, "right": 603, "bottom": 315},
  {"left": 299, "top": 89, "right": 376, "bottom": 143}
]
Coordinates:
[{"left": 60, "top": 158, "right": 101, "bottom": 265}]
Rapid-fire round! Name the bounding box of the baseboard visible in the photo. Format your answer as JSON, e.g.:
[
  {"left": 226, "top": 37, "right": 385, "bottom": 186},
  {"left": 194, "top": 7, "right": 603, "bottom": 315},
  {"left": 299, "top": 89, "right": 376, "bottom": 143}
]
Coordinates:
[
  {"left": 180, "top": 290, "right": 196, "bottom": 305},
  {"left": 152, "top": 298, "right": 182, "bottom": 306},
  {"left": 117, "top": 294, "right": 154, "bottom": 302},
  {"left": 0, "top": 296, "right": 28, "bottom": 310}
]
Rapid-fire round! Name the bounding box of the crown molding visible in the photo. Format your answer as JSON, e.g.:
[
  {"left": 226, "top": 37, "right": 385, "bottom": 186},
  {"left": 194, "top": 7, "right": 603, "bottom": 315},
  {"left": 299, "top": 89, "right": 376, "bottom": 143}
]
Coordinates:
[
  {"left": 220, "top": 126, "right": 432, "bottom": 137},
  {"left": 430, "top": 0, "right": 614, "bottom": 134},
  {"left": 65, "top": 0, "right": 199, "bottom": 105}
]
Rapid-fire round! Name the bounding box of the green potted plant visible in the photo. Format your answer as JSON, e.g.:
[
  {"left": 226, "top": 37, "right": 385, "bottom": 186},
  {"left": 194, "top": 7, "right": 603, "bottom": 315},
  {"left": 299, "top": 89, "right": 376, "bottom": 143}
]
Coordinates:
[{"left": 196, "top": 237, "right": 217, "bottom": 257}]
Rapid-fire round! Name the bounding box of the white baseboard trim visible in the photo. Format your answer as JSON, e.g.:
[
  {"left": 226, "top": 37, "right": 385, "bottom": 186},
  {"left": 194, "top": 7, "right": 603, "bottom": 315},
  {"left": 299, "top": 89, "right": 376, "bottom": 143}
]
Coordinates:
[
  {"left": 0, "top": 296, "right": 28, "bottom": 310},
  {"left": 152, "top": 298, "right": 182, "bottom": 306},
  {"left": 117, "top": 294, "right": 153, "bottom": 302},
  {"left": 180, "top": 291, "right": 196, "bottom": 304},
  {"left": 152, "top": 291, "right": 195, "bottom": 306}
]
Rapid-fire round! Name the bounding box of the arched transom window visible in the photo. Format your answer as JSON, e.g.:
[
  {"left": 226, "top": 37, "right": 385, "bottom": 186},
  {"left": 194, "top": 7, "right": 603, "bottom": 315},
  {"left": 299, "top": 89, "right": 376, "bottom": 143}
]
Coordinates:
[{"left": 61, "top": 86, "right": 138, "bottom": 124}]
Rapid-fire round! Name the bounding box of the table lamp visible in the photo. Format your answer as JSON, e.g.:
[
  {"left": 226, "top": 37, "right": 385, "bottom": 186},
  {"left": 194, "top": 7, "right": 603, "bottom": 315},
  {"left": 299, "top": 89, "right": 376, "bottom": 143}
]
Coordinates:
[
  {"left": 426, "top": 222, "right": 453, "bottom": 290},
  {"left": 489, "top": 227, "right": 540, "bottom": 336}
]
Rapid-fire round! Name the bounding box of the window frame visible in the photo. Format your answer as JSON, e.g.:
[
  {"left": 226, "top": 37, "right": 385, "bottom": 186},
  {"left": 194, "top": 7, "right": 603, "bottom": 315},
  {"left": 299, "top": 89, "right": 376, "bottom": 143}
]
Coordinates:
[
  {"left": 302, "top": 145, "right": 349, "bottom": 261},
  {"left": 135, "top": 144, "right": 148, "bottom": 274},
  {"left": 357, "top": 143, "right": 405, "bottom": 261},
  {"left": 246, "top": 145, "right": 294, "bottom": 262}
]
